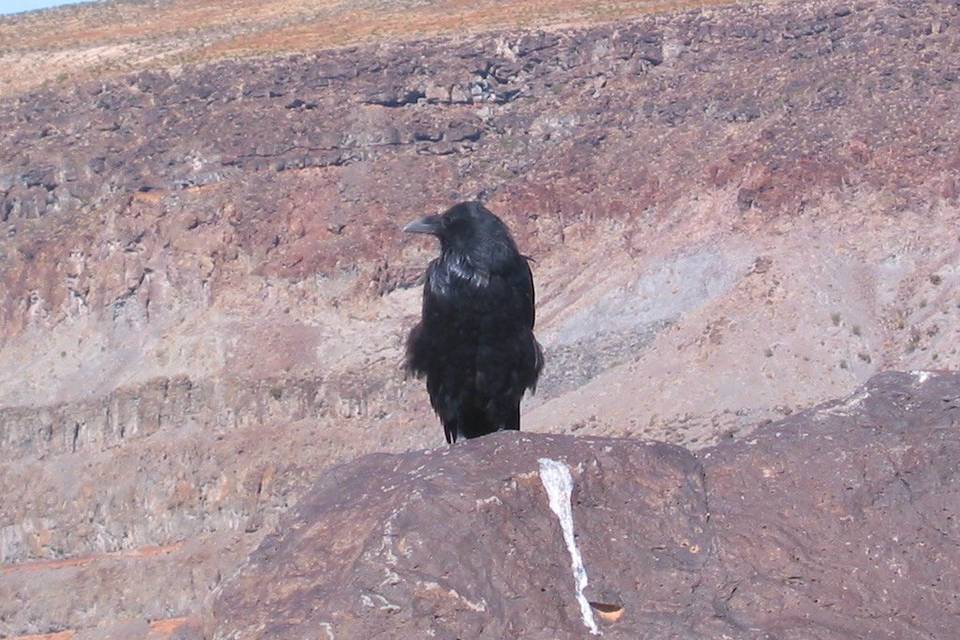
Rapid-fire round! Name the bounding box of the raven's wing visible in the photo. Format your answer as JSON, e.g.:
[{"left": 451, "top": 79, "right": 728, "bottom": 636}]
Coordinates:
[
  {"left": 525, "top": 258, "right": 544, "bottom": 391},
  {"left": 404, "top": 260, "right": 441, "bottom": 378},
  {"left": 523, "top": 258, "right": 536, "bottom": 328},
  {"left": 498, "top": 256, "right": 542, "bottom": 392},
  {"left": 404, "top": 321, "right": 426, "bottom": 377}
]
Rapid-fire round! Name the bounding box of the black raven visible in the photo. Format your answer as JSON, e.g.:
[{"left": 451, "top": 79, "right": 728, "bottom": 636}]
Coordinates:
[{"left": 403, "top": 201, "right": 544, "bottom": 443}]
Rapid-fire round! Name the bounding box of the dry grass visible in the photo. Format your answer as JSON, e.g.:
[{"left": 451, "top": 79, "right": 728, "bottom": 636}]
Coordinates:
[
  {"left": 0, "top": 0, "right": 739, "bottom": 97},
  {"left": 205, "top": 0, "right": 738, "bottom": 56}
]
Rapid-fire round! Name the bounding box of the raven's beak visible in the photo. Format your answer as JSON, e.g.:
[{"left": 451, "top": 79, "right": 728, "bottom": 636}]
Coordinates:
[{"left": 402, "top": 214, "right": 442, "bottom": 235}]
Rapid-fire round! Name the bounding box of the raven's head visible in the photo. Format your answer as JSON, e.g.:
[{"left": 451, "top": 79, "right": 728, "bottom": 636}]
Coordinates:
[{"left": 403, "top": 201, "right": 521, "bottom": 271}]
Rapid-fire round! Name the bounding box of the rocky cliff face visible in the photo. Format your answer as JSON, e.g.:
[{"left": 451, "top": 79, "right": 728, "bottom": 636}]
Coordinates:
[
  {"left": 211, "top": 371, "right": 960, "bottom": 639},
  {"left": 1, "top": 0, "right": 959, "bottom": 637}
]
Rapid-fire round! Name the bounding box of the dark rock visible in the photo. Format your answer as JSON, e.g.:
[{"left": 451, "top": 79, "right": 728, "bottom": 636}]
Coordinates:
[
  {"left": 515, "top": 32, "right": 561, "bottom": 57},
  {"left": 363, "top": 88, "right": 426, "bottom": 107},
  {"left": 212, "top": 371, "right": 960, "bottom": 640},
  {"left": 702, "top": 371, "right": 960, "bottom": 639},
  {"left": 491, "top": 62, "right": 522, "bottom": 82},
  {"left": 212, "top": 432, "right": 708, "bottom": 639},
  {"left": 284, "top": 98, "right": 317, "bottom": 110},
  {"left": 21, "top": 166, "right": 57, "bottom": 190},
  {"left": 737, "top": 187, "right": 759, "bottom": 211},
  {"left": 444, "top": 121, "right": 482, "bottom": 143}
]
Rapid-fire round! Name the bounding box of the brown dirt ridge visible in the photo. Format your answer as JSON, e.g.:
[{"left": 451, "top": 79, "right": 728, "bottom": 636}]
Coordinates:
[{"left": 0, "top": 0, "right": 741, "bottom": 98}]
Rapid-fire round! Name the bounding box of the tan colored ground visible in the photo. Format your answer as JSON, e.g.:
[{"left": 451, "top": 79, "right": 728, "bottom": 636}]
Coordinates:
[
  {"left": 14, "top": 618, "right": 194, "bottom": 640},
  {"left": 0, "top": 0, "right": 740, "bottom": 97}
]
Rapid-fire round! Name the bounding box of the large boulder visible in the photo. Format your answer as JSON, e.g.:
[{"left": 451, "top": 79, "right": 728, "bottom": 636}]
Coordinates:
[{"left": 210, "top": 371, "right": 960, "bottom": 639}]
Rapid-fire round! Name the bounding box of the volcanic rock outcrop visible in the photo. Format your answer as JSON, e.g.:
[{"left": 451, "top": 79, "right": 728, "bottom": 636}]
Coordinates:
[{"left": 211, "top": 371, "right": 960, "bottom": 639}]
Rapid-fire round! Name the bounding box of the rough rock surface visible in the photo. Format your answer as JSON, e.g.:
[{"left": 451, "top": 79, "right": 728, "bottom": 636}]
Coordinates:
[
  {"left": 212, "top": 371, "right": 960, "bottom": 639},
  {"left": 1, "top": 0, "right": 959, "bottom": 636}
]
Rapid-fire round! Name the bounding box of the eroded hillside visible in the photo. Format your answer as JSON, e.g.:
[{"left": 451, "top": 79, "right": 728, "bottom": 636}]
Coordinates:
[{"left": 0, "top": 0, "right": 958, "bottom": 636}]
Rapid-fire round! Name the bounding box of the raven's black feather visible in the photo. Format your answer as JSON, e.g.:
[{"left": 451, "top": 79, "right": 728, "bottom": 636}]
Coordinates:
[{"left": 404, "top": 202, "right": 543, "bottom": 443}]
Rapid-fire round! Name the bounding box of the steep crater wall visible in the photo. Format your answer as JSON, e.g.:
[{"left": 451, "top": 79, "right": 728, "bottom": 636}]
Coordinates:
[{"left": 0, "top": 0, "right": 959, "bottom": 637}]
